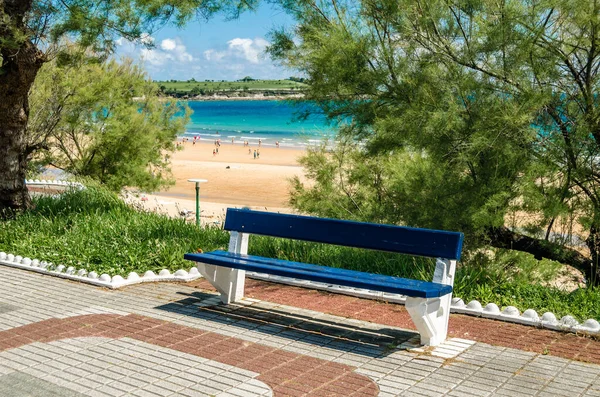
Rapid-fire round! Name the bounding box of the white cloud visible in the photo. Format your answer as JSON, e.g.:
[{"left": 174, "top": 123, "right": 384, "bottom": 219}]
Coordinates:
[
  {"left": 160, "top": 38, "right": 177, "bottom": 51},
  {"left": 140, "top": 38, "right": 194, "bottom": 66},
  {"left": 227, "top": 37, "right": 268, "bottom": 63},
  {"left": 203, "top": 37, "right": 269, "bottom": 64},
  {"left": 203, "top": 49, "right": 226, "bottom": 62}
]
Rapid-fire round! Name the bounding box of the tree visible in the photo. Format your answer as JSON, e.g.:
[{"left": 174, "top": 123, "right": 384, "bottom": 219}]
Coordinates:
[
  {"left": 27, "top": 54, "right": 189, "bottom": 192},
  {"left": 0, "top": 0, "right": 256, "bottom": 214},
  {"left": 269, "top": 0, "right": 600, "bottom": 285}
]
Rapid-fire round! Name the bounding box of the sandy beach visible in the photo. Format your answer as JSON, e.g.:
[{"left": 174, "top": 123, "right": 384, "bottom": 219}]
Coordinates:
[{"left": 137, "top": 140, "right": 307, "bottom": 223}]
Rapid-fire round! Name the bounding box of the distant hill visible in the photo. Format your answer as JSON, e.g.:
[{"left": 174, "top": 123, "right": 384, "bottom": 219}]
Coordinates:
[{"left": 154, "top": 78, "right": 308, "bottom": 99}]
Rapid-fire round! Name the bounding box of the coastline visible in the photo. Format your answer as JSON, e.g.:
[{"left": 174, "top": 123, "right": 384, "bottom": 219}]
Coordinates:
[{"left": 164, "top": 93, "right": 305, "bottom": 102}]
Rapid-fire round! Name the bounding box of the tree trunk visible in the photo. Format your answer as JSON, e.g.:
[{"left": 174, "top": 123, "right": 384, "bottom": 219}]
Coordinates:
[
  {"left": 487, "top": 226, "right": 597, "bottom": 287},
  {"left": 585, "top": 223, "right": 600, "bottom": 286},
  {"left": 0, "top": 0, "right": 45, "bottom": 215}
]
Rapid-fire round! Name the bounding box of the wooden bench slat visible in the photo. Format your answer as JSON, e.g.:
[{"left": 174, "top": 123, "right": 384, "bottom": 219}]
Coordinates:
[
  {"left": 205, "top": 250, "right": 438, "bottom": 287},
  {"left": 224, "top": 209, "right": 464, "bottom": 260},
  {"left": 184, "top": 251, "right": 453, "bottom": 298}
]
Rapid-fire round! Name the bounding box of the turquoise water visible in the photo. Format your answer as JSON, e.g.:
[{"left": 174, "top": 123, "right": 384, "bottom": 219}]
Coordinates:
[{"left": 181, "top": 100, "right": 336, "bottom": 148}]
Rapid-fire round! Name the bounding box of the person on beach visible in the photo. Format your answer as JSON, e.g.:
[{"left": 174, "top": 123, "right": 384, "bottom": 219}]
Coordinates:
[
  {"left": 276, "top": 141, "right": 279, "bottom": 148},
  {"left": 248, "top": 148, "right": 251, "bottom": 155},
  {"left": 216, "top": 147, "right": 219, "bottom": 154},
  {"left": 213, "top": 149, "right": 216, "bottom": 156},
  {"left": 257, "top": 149, "right": 260, "bottom": 159},
  {"left": 232, "top": 137, "right": 234, "bottom": 144},
  {"left": 253, "top": 150, "right": 257, "bottom": 159},
  {"left": 258, "top": 139, "right": 261, "bottom": 147}
]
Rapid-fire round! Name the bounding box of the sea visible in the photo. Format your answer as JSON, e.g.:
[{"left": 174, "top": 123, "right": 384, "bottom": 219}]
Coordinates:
[{"left": 179, "top": 100, "right": 336, "bottom": 148}]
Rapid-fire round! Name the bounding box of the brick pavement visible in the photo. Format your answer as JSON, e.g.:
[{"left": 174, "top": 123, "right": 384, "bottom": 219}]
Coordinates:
[
  {"left": 0, "top": 265, "right": 599, "bottom": 396},
  {"left": 189, "top": 278, "right": 600, "bottom": 365}
]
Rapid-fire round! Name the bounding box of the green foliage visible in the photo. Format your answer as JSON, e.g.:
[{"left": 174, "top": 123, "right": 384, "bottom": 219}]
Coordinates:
[
  {"left": 27, "top": 54, "right": 190, "bottom": 192},
  {"left": 454, "top": 251, "right": 599, "bottom": 321},
  {"left": 270, "top": 0, "right": 600, "bottom": 282}
]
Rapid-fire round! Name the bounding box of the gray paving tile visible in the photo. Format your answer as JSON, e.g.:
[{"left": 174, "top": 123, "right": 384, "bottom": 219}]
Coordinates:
[{"left": 0, "top": 371, "right": 86, "bottom": 397}]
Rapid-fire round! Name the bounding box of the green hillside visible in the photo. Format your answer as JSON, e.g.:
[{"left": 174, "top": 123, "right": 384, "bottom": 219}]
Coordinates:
[{"left": 155, "top": 78, "right": 307, "bottom": 97}]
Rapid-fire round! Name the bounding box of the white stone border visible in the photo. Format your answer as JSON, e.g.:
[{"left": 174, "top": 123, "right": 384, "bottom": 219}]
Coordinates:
[
  {"left": 246, "top": 273, "right": 600, "bottom": 336},
  {"left": 0, "top": 252, "right": 201, "bottom": 289},
  {"left": 26, "top": 179, "right": 85, "bottom": 190}
]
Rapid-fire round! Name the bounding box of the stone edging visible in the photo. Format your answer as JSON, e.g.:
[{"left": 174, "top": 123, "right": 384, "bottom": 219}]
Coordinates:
[
  {"left": 246, "top": 273, "right": 600, "bottom": 336},
  {"left": 0, "top": 252, "right": 201, "bottom": 289}
]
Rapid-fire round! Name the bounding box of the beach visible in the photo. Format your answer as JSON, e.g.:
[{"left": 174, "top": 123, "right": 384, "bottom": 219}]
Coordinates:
[{"left": 138, "top": 140, "right": 307, "bottom": 223}]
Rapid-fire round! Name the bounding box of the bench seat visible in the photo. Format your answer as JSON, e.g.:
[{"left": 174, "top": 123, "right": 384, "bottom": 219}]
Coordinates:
[{"left": 184, "top": 250, "right": 453, "bottom": 298}]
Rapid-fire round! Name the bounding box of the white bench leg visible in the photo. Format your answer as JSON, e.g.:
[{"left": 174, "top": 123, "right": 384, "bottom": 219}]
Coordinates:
[
  {"left": 196, "top": 263, "right": 245, "bottom": 304},
  {"left": 195, "top": 231, "right": 249, "bottom": 304},
  {"left": 405, "top": 294, "right": 451, "bottom": 346},
  {"left": 405, "top": 258, "right": 456, "bottom": 346}
]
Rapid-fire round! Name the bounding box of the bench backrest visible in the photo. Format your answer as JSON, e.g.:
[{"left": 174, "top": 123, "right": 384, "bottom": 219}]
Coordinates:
[{"left": 224, "top": 209, "right": 464, "bottom": 260}]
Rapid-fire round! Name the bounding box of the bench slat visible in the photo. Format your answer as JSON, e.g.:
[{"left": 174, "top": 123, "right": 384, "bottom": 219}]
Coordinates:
[
  {"left": 224, "top": 209, "right": 464, "bottom": 260},
  {"left": 204, "top": 250, "right": 436, "bottom": 287},
  {"left": 184, "top": 251, "right": 453, "bottom": 298}
]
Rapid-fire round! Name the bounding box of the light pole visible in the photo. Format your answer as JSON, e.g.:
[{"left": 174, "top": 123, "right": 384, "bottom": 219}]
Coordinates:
[{"left": 187, "top": 179, "right": 208, "bottom": 226}]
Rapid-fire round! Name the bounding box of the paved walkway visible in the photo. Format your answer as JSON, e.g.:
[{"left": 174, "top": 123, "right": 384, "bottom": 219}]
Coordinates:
[{"left": 1, "top": 266, "right": 599, "bottom": 397}]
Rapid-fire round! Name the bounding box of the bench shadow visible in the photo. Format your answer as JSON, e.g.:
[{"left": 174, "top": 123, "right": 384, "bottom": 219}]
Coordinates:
[{"left": 153, "top": 291, "right": 419, "bottom": 358}]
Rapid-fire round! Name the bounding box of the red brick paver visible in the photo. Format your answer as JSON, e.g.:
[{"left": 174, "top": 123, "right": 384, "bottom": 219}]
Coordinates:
[
  {"left": 189, "top": 278, "right": 600, "bottom": 364},
  {"left": 0, "top": 314, "right": 378, "bottom": 397}
]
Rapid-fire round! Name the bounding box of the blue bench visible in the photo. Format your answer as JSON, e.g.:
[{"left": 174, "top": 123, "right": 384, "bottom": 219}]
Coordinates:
[{"left": 184, "top": 208, "right": 464, "bottom": 346}]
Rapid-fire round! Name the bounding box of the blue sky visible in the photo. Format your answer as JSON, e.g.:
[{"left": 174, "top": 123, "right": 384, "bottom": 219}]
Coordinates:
[{"left": 115, "top": 3, "right": 296, "bottom": 82}]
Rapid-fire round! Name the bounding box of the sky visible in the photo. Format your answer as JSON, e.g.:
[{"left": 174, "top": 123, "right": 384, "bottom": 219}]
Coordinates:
[{"left": 115, "top": 3, "right": 297, "bottom": 82}]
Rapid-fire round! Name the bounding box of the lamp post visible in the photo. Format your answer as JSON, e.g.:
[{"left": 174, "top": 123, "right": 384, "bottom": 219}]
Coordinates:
[{"left": 187, "top": 179, "right": 208, "bottom": 226}]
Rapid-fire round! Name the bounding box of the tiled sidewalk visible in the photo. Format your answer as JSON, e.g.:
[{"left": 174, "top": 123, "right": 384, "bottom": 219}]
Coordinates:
[{"left": 0, "top": 266, "right": 599, "bottom": 396}]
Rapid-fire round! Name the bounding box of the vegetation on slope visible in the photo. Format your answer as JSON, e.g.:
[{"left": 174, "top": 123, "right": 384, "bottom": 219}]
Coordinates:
[{"left": 155, "top": 78, "right": 307, "bottom": 98}]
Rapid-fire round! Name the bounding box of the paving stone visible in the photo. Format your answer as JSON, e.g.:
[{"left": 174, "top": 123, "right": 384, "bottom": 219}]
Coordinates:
[
  {"left": 0, "top": 371, "right": 87, "bottom": 397},
  {"left": 1, "top": 266, "right": 600, "bottom": 397}
]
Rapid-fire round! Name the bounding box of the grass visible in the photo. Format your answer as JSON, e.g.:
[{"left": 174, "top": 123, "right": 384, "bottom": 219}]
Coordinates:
[
  {"left": 0, "top": 187, "right": 229, "bottom": 275},
  {"left": 1, "top": 186, "right": 599, "bottom": 321},
  {"left": 156, "top": 79, "right": 307, "bottom": 93}
]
